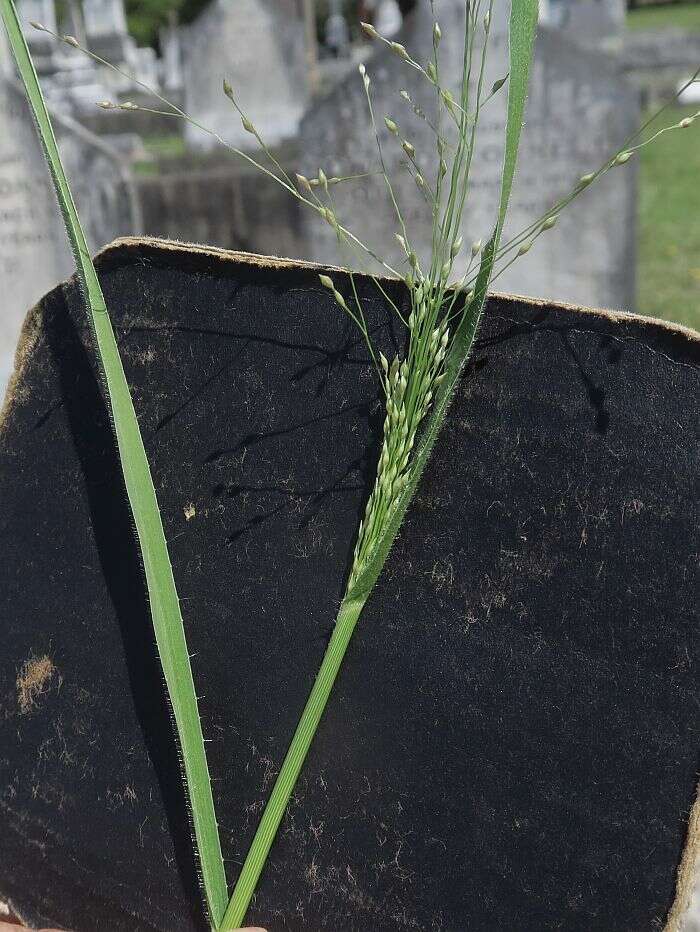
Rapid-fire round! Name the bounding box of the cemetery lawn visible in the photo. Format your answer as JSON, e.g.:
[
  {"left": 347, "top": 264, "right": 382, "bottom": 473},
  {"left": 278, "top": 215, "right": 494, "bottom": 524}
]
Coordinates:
[
  {"left": 638, "top": 106, "right": 700, "bottom": 331},
  {"left": 627, "top": 2, "right": 700, "bottom": 32}
]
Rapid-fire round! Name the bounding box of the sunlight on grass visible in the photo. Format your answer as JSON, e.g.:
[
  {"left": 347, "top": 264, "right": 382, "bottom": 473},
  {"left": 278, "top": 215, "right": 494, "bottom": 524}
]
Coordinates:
[
  {"left": 627, "top": 2, "right": 700, "bottom": 32},
  {"left": 638, "top": 106, "right": 700, "bottom": 331}
]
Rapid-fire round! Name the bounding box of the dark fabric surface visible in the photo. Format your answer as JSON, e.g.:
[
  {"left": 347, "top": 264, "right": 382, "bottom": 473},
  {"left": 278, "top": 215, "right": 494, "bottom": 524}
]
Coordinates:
[{"left": 0, "top": 239, "right": 698, "bottom": 931}]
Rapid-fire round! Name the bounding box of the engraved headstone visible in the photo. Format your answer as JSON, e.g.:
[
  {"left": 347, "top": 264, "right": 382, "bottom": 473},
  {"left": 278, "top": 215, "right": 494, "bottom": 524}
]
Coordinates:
[
  {"left": 182, "top": 0, "right": 309, "bottom": 153},
  {"left": 0, "top": 68, "right": 139, "bottom": 396},
  {"left": 299, "top": 0, "right": 638, "bottom": 311}
]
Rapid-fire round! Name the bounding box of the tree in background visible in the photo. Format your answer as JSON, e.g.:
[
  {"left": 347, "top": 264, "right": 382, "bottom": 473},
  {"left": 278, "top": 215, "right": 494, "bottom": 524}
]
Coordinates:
[
  {"left": 125, "top": 0, "right": 208, "bottom": 47},
  {"left": 125, "top": 0, "right": 416, "bottom": 50}
]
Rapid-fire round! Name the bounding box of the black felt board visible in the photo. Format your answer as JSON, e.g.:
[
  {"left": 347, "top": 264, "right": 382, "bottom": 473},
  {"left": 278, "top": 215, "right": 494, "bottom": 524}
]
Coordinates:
[{"left": 0, "top": 239, "right": 698, "bottom": 932}]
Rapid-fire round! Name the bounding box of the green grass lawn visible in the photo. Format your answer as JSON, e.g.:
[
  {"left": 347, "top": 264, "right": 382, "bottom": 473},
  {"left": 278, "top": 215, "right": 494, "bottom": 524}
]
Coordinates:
[
  {"left": 627, "top": 1, "right": 700, "bottom": 32},
  {"left": 638, "top": 106, "right": 700, "bottom": 331}
]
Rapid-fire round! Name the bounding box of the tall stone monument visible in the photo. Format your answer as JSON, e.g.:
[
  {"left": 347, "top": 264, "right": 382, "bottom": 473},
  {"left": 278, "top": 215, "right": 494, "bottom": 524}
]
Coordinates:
[
  {"left": 0, "top": 58, "right": 139, "bottom": 397},
  {"left": 182, "top": 0, "right": 309, "bottom": 152},
  {"left": 299, "top": 0, "right": 639, "bottom": 311},
  {"left": 83, "top": 0, "right": 133, "bottom": 62}
]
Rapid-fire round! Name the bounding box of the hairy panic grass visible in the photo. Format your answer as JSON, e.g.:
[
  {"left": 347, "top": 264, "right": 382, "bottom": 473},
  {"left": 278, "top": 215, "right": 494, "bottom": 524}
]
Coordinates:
[{"left": 5, "top": 1, "right": 700, "bottom": 928}]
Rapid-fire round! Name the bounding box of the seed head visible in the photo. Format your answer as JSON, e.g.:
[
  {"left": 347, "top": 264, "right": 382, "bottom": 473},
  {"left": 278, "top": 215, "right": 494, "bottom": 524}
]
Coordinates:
[
  {"left": 400, "top": 89, "right": 411, "bottom": 103},
  {"left": 483, "top": 11, "right": 491, "bottom": 30},
  {"left": 395, "top": 233, "right": 408, "bottom": 253},
  {"left": 296, "top": 173, "right": 312, "bottom": 192},
  {"left": 30, "top": 21, "right": 46, "bottom": 30},
  {"left": 120, "top": 101, "right": 138, "bottom": 110},
  {"left": 360, "top": 21, "right": 379, "bottom": 39},
  {"left": 440, "top": 158, "right": 448, "bottom": 178},
  {"left": 542, "top": 215, "right": 558, "bottom": 231},
  {"left": 441, "top": 261, "right": 451, "bottom": 280},
  {"left": 319, "top": 274, "right": 334, "bottom": 290},
  {"left": 426, "top": 61, "right": 437, "bottom": 84},
  {"left": 63, "top": 34, "right": 79, "bottom": 47},
  {"left": 680, "top": 116, "right": 694, "bottom": 128},
  {"left": 390, "top": 42, "right": 410, "bottom": 61},
  {"left": 384, "top": 116, "right": 399, "bottom": 135},
  {"left": 614, "top": 150, "right": 634, "bottom": 165},
  {"left": 433, "top": 22, "right": 442, "bottom": 45},
  {"left": 471, "top": 239, "right": 482, "bottom": 257},
  {"left": 318, "top": 168, "right": 328, "bottom": 191},
  {"left": 441, "top": 89, "right": 457, "bottom": 116},
  {"left": 415, "top": 174, "right": 425, "bottom": 189},
  {"left": 491, "top": 75, "right": 508, "bottom": 95},
  {"left": 451, "top": 235, "right": 463, "bottom": 259},
  {"left": 402, "top": 140, "right": 416, "bottom": 159},
  {"left": 380, "top": 353, "right": 389, "bottom": 374},
  {"left": 517, "top": 240, "right": 533, "bottom": 256},
  {"left": 97, "top": 100, "right": 115, "bottom": 110},
  {"left": 579, "top": 172, "right": 595, "bottom": 186},
  {"left": 333, "top": 289, "right": 348, "bottom": 310},
  {"left": 223, "top": 78, "right": 233, "bottom": 99},
  {"left": 241, "top": 116, "right": 256, "bottom": 134}
]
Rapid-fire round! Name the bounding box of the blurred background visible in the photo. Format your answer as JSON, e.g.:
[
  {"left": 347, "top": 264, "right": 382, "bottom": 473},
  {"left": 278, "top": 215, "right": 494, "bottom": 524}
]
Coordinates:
[{"left": 0, "top": 0, "right": 699, "bottom": 395}]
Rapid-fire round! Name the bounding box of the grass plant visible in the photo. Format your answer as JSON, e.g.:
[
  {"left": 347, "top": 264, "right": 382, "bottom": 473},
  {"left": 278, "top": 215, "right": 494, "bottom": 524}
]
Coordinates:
[{"left": 4, "top": 1, "right": 700, "bottom": 928}]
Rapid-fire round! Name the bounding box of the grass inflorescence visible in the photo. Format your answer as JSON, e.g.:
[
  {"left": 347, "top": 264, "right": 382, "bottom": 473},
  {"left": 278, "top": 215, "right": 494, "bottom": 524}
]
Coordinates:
[{"left": 7, "top": 2, "right": 700, "bottom": 929}]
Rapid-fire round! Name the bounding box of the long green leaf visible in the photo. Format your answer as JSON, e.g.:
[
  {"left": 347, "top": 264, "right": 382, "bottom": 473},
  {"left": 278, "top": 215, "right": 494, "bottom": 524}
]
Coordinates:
[
  {"left": 0, "top": 3, "right": 229, "bottom": 925},
  {"left": 220, "top": 1, "right": 539, "bottom": 927}
]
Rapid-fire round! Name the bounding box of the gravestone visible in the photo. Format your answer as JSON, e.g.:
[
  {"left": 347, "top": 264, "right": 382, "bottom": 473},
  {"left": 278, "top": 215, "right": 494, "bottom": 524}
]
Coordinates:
[
  {"left": 545, "top": 0, "right": 626, "bottom": 51},
  {"left": 299, "top": 1, "right": 639, "bottom": 311},
  {"left": 160, "top": 16, "right": 183, "bottom": 93},
  {"left": 0, "top": 66, "right": 139, "bottom": 398},
  {"left": 17, "top": 0, "right": 58, "bottom": 71},
  {"left": 83, "top": 0, "right": 133, "bottom": 62},
  {"left": 17, "top": 0, "right": 57, "bottom": 41},
  {"left": 325, "top": 0, "right": 350, "bottom": 58},
  {"left": 182, "top": 0, "right": 309, "bottom": 153}
]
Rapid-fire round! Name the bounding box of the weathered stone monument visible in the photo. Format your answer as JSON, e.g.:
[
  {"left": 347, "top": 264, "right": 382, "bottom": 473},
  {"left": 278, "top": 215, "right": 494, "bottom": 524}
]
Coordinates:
[
  {"left": 544, "top": 0, "right": 626, "bottom": 51},
  {"left": 83, "top": 0, "right": 132, "bottom": 61},
  {"left": 17, "top": 0, "right": 58, "bottom": 72},
  {"left": 182, "top": 0, "right": 309, "bottom": 152},
  {"left": 0, "top": 62, "right": 139, "bottom": 396},
  {"left": 299, "top": 0, "right": 639, "bottom": 311}
]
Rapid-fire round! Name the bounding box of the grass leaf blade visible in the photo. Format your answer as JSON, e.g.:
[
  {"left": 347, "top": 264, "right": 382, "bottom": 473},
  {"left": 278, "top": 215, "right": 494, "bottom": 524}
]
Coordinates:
[{"left": 0, "top": 3, "right": 229, "bottom": 924}]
